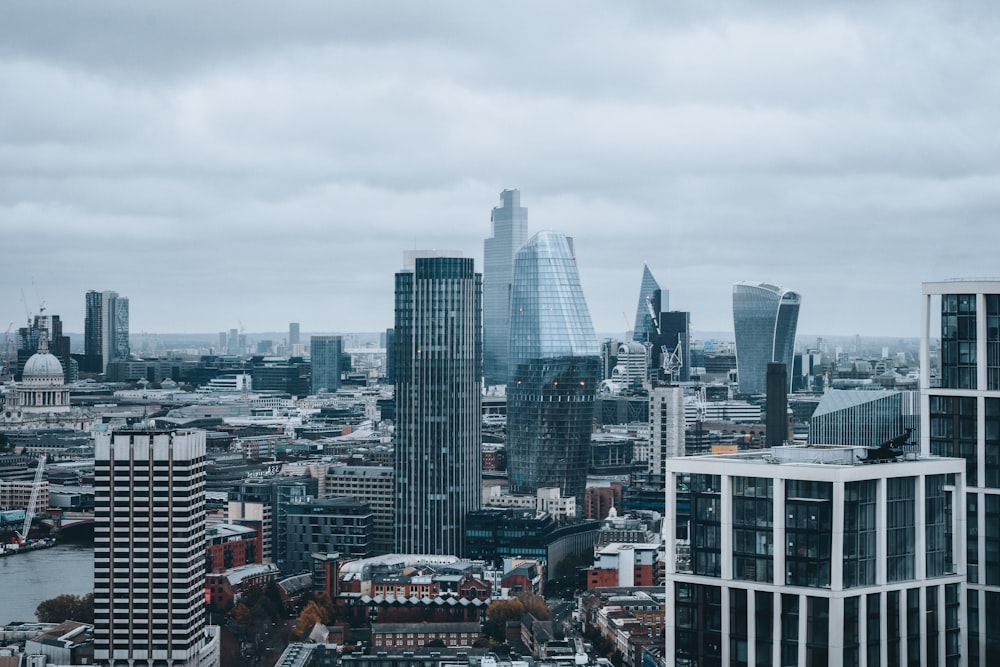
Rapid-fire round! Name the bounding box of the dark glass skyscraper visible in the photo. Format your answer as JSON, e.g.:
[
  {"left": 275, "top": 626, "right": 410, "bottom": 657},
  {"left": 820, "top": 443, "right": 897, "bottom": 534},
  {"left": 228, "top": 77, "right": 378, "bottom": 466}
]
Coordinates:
[
  {"left": 84, "top": 289, "right": 129, "bottom": 374},
  {"left": 482, "top": 189, "right": 528, "bottom": 387},
  {"left": 732, "top": 282, "right": 800, "bottom": 395},
  {"left": 394, "top": 253, "right": 481, "bottom": 555},
  {"left": 632, "top": 264, "right": 666, "bottom": 342},
  {"left": 507, "top": 232, "right": 599, "bottom": 507},
  {"left": 310, "top": 335, "right": 343, "bottom": 394}
]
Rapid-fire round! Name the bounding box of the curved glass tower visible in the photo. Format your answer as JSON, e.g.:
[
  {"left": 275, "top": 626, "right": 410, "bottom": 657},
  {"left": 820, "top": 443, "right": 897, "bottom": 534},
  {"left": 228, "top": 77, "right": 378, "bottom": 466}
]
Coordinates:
[
  {"left": 732, "top": 282, "right": 801, "bottom": 395},
  {"left": 507, "top": 232, "right": 600, "bottom": 506}
]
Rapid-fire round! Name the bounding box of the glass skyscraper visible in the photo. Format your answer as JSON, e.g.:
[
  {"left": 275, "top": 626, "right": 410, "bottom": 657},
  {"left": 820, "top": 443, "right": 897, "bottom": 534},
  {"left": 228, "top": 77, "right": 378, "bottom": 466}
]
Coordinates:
[
  {"left": 482, "top": 189, "right": 528, "bottom": 387},
  {"left": 310, "top": 335, "right": 343, "bottom": 394},
  {"left": 632, "top": 264, "right": 666, "bottom": 342},
  {"left": 507, "top": 232, "right": 599, "bottom": 507},
  {"left": 394, "top": 253, "right": 482, "bottom": 556},
  {"left": 732, "top": 282, "right": 800, "bottom": 395},
  {"left": 84, "top": 289, "right": 129, "bottom": 374}
]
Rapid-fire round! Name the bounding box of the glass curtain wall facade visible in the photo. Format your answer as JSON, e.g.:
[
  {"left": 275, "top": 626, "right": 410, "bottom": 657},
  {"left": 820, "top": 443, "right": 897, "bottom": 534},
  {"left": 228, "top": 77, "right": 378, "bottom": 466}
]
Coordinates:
[
  {"left": 809, "top": 389, "right": 920, "bottom": 447},
  {"left": 922, "top": 280, "right": 1000, "bottom": 665},
  {"left": 311, "top": 335, "right": 343, "bottom": 394},
  {"left": 84, "top": 289, "right": 130, "bottom": 374},
  {"left": 632, "top": 264, "right": 664, "bottom": 342},
  {"left": 482, "top": 189, "right": 528, "bottom": 387},
  {"left": 732, "top": 282, "right": 800, "bottom": 395},
  {"left": 507, "top": 232, "right": 599, "bottom": 508},
  {"left": 394, "top": 254, "right": 482, "bottom": 556}
]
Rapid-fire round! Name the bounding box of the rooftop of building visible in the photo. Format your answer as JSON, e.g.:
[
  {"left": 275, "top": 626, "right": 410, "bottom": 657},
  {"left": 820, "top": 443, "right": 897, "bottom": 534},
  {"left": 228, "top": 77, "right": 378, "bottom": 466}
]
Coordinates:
[
  {"left": 207, "top": 523, "right": 258, "bottom": 539},
  {"left": 674, "top": 444, "right": 961, "bottom": 471}
]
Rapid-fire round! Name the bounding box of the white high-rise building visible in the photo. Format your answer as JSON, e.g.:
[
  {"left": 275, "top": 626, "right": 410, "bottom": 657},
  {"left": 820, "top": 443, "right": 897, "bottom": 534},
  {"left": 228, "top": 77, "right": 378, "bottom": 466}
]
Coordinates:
[
  {"left": 649, "top": 386, "right": 685, "bottom": 478},
  {"left": 665, "top": 445, "right": 965, "bottom": 666},
  {"left": 921, "top": 279, "right": 1000, "bottom": 665},
  {"left": 94, "top": 428, "right": 219, "bottom": 667}
]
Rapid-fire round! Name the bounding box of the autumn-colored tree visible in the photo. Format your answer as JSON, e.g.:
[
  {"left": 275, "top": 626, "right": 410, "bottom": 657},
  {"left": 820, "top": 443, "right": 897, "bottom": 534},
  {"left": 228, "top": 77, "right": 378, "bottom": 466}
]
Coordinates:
[
  {"left": 295, "top": 600, "right": 325, "bottom": 637},
  {"left": 231, "top": 603, "right": 252, "bottom": 627},
  {"left": 313, "top": 592, "right": 336, "bottom": 623},
  {"left": 36, "top": 593, "right": 94, "bottom": 624},
  {"left": 484, "top": 598, "right": 525, "bottom": 640},
  {"left": 515, "top": 592, "right": 550, "bottom": 620}
]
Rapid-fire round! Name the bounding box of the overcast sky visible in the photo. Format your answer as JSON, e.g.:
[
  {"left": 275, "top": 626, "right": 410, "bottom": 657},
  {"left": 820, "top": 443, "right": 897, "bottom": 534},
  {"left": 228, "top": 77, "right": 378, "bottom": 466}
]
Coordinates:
[{"left": 2, "top": 2, "right": 998, "bottom": 340}]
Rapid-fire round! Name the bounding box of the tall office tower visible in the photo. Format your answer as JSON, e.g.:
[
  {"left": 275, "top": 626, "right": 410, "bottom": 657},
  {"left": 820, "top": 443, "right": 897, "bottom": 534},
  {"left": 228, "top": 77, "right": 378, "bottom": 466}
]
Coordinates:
[
  {"left": 84, "top": 290, "right": 130, "bottom": 374},
  {"left": 765, "top": 362, "right": 789, "bottom": 447},
  {"left": 93, "top": 428, "right": 220, "bottom": 667},
  {"left": 632, "top": 264, "right": 667, "bottom": 342},
  {"left": 289, "top": 322, "right": 300, "bottom": 347},
  {"left": 394, "top": 252, "right": 482, "bottom": 556},
  {"left": 482, "top": 189, "right": 528, "bottom": 387},
  {"left": 507, "top": 232, "right": 600, "bottom": 507},
  {"left": 311, "top": 335, "right": 343, "bottom": 394},
  {"left": 921, "top": 280, "right": 1000, "bottom": 665},
  {"left": 664, "top": 446, "right": 965, "bottom": 666},
  {"left": 732, "top": 282, "right": 800, "bottom": 395},
  {"left": 15, "top": 314, "right": 73, "bottom": 383},
  {"left": 649, "top": 385, "right": 685, "bottom": 480}
]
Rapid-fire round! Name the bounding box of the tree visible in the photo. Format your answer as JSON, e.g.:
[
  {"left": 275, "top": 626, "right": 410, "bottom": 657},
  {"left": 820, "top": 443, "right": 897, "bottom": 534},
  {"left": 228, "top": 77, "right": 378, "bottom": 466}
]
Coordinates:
[
  {"left": 295, "top": 601, "right": 325, "bottom": 637},
  {"left": 231, "top": 603, "right": 252, "bottom": 627},
  {"left": 36, "top": 593, "right": 94, "bottom": 624},
  {"left": 515, "top": 592, "right": 550, "bottom": 620},
  {"left": 485, "top": 598, "right": 524, "bottom": 640}
]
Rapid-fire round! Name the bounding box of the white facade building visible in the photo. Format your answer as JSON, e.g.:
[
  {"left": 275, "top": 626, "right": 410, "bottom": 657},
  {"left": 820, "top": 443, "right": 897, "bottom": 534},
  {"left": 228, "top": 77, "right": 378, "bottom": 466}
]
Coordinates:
[{"left": 665, "top": 446, "right": 966, "bottom": 667}]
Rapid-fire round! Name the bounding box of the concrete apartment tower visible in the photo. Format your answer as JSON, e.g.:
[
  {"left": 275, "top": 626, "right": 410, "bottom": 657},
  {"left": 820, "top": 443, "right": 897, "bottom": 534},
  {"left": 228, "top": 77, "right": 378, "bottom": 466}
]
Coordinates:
[
  {"left": 507, "top": 232, "right": 599, "bottom": 508},
  {"left": 732, "top": 282, "right": 800, "bottom": 395},
  {"left": 482, "top": 189, "right": 528, "bottom": 388},
  {"left": 94, "top": 428, "right": 219, "bottom": 667},
  {"left": 921, "top": 279, "right": 1000, "bottom": 664},
  {"left": 393, "top": 252, "right": 482, "bottom": 555}
]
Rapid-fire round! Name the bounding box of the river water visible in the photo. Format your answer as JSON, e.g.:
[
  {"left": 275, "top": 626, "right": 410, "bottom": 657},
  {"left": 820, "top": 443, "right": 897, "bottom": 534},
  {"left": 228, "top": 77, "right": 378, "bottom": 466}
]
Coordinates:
[{"left": 0, "top": 541, "right": 94, "bottom": 624}]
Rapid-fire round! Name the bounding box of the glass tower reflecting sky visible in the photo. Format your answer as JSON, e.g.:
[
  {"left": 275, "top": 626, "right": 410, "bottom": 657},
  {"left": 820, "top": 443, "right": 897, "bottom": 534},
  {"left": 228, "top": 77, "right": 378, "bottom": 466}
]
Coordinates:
[
  {"left": 394, "top": 252, "right": 482, "bottom": 556},
  {"left": 632, "top": 263, "right": 666, "bottom": 342},
  {"left": 732, "top": 281, "right": 800, "bottom": 395},
  {"left": 507, "top": 231, "right": 599, "bottom": 507},
  {"left": 483, "top": 189, "right": 528, "bottom": 387}
]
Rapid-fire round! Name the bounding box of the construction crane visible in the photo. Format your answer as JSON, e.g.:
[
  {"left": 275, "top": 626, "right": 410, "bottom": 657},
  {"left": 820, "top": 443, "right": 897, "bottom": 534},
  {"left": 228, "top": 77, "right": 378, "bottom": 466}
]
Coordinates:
[
  {"left": 2, "top": 322, "right": 12, "bottom": 378},
  {"left": 17, "top": 454, "right": 46, "bottom": 544}
]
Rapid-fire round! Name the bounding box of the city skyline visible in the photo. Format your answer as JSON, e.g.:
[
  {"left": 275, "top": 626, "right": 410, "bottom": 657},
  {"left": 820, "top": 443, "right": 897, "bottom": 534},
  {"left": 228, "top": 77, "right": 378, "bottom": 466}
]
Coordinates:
[{"left": 3, "top": 3, "right": 999, "bottom": 339}]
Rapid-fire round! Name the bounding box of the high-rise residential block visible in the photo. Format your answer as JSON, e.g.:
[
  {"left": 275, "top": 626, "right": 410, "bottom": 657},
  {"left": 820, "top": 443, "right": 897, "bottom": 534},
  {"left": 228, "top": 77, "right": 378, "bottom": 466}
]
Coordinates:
[
  {"left": 394, "top": 252, "right": 481, "bottom": 556},
  {"left": 732, "top": 282, "right": 800, "bottom": 395},
  {"left": 665, "top": 445, "right": 965, "bottom": 666},
  {"left": 84, "top": 290, "right": 129, "bottom": 374},
  {"left": 94, "top": 428, "right": 220, "bottom": 667},
  {"left": 311, "top": 335, "right": 343, "bottom": 394},
  {"left": 921, "top": 279, "right": 1000, "bottom": 664},
  {"left": 649, "top": 385, "right": 685, "bottom": 479},
  {"left": 482, "top": 189, "right": 528, "bottom": 387},
  {"left": 507, "top": 232, "right": 599, "bottom": 507}
]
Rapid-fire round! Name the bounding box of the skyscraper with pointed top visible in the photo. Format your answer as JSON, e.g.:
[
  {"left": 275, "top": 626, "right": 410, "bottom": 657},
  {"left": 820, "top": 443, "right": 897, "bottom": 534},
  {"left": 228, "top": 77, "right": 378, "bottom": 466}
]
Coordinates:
[
  {"left": 482, "top": 189, "right": 528, "bottom": 387},
  {"left": 507, "top": 232, "right": 599, "bottom": 508},
  {"left": 632, "top": 264, "right": 666, "bottom": 342}
]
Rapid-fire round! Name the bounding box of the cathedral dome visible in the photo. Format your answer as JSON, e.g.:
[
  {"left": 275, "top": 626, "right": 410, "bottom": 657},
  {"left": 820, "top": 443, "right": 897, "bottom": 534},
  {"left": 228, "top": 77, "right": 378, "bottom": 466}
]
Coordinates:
[
  {"left": 22, "top": 351, "right": 64, "bottom": 384},
  {"left": 21, "top": 331, "right": 64, "bottom": 386}
]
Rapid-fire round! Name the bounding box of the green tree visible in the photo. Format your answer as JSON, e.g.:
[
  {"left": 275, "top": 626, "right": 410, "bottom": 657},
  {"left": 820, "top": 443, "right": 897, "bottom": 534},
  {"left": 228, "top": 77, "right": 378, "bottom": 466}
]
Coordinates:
[{"left": 36, "top": 593, "right": 94, "bottom": 624}]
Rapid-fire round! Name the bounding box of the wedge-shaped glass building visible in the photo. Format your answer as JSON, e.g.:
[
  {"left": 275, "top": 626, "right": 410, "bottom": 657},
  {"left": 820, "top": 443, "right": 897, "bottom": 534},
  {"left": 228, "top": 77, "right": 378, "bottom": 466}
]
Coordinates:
[
  {"left": 733, "top": 282, "right": 801, "bottom": 395},
  {"left": 507, "top": 232, "right": 599, "bottom": 507}
]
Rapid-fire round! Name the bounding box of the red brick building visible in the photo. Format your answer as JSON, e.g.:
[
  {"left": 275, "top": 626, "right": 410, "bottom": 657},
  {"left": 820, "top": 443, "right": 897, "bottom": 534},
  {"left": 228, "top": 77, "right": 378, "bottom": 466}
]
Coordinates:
[{"left": 205, "top": 523, "right": 261, "bottom": 573}]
